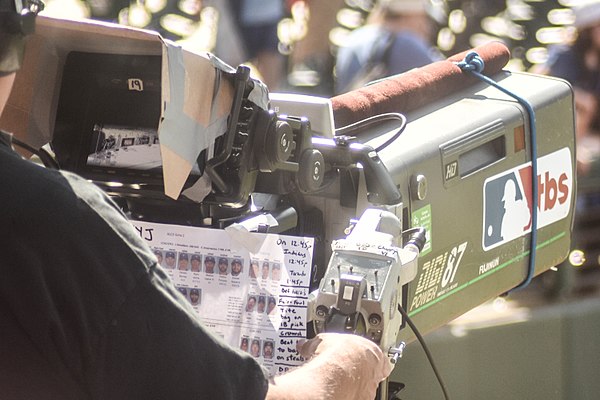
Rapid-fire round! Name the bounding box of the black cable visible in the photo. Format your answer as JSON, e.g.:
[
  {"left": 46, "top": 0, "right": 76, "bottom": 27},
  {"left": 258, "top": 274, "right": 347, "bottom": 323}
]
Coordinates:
[
  {"left": 334, "top": 112, "right": 407, "bottom": 152},
  {"left": 402, "top": 227, "right": 427, "bottom": 251},
  {"left": 11, "top": 137, "right": 59, "bottom": 169},
  {"left": 11, "top": 137, "right": 37, "bottom": 154},
  {"left": 397, "top": 303, "right": 450, "bottom": 400}
]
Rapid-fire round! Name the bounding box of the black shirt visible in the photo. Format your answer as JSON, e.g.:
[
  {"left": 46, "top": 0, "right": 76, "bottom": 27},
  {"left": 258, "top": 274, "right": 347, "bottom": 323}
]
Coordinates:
[{"left": 0, "top": 132, "right": 268, "bottom": 399}]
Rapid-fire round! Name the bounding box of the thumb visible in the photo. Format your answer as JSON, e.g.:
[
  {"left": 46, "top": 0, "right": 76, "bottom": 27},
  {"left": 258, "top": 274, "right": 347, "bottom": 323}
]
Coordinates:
[{"left": 298, "top": 335, "right": 324, "bottom": 360}]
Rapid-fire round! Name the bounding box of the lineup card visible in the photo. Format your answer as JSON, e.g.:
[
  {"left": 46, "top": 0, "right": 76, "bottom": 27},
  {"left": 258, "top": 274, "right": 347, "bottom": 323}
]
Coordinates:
[{"left": 131, "top": 220, "right": 314, "bottom": 376}]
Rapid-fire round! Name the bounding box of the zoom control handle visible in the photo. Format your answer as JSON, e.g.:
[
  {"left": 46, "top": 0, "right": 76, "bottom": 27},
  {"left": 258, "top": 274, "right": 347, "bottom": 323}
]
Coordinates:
[{"left": 323, "top": 274, "right": 367, "bottom": 335}]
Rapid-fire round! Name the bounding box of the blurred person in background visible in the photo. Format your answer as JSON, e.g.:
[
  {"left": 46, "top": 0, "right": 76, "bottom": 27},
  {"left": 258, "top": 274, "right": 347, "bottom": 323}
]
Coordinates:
[
  {"left": 542, "top": 0, "right": 600, "bottom": 176},
  {"left": 229, "top": 0, "right": 286, "bottom": 89},
  {"left": 285, "top": 0, "right": 344, "bottom": 95},
  {"left": 334, "top": 0, "right": 441, "bottom": 94}
]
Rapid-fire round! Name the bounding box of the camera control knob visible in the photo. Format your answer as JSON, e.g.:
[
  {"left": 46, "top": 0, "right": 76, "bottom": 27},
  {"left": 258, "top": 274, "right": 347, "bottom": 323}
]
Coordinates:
[
  {"left": 297, "top": 149, "right": 324, "bottom": 192},
  {"left": 271, "top": 120, "right": 293, "bottom": 163}
]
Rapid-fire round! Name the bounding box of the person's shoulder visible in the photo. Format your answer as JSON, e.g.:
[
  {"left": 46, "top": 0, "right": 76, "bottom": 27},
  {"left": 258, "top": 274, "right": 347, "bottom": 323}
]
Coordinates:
[
  {"left": 0, "top": 147, "right": 82, "bottom": 209},
  {"left": 545, "top": 44, "right": 580, "bottom": 79},
  {"left": 393, "top": 30, "right": 424, "bottom": 42},
  {"left": 546, "top": 44, "right": 577, "bottom": 65},
  {"left": 4, "top": 153, "right": 155, "bottom": 263},
  {"left": 392, "top": 30, "right": 432, "bottom": 53},
  {"left": 342, "top": 25, "right": 387, "bottom": 47},
  {"left": 386, "top": 30, "right": 440, "bottom": 72}
]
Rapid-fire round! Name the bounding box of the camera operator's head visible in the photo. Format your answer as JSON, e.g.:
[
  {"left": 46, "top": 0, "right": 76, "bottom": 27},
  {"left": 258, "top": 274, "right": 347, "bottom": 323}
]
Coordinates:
[{"left": 0, "top": 0, "right": 43, "bottom": 115}]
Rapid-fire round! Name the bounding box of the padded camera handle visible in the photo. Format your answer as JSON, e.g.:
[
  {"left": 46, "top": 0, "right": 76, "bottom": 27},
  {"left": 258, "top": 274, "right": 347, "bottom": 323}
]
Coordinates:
[{"left": 331, "top": 41, "right": 511, "bottom": 127}]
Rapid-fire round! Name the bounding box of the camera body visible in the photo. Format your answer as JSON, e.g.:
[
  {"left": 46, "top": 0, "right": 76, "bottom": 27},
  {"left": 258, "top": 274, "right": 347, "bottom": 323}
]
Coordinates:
[
  {"left": 310, "top": 208, "right": 422, "bottom": 356},
  {"left": 308, "top": 71, "right": 575, "bottom": 345},
  {"left": 5, "top": 16, "right": 576, "bottom": 351},
  {"left": 387, "top": 71, "right": 574, "bottom": 341}
]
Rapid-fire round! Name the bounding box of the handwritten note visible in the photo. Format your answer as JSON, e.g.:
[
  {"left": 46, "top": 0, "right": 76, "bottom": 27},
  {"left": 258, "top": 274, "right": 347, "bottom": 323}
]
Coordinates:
[{"left": 130, "top": 220, "right": 314, "bottom": 376}]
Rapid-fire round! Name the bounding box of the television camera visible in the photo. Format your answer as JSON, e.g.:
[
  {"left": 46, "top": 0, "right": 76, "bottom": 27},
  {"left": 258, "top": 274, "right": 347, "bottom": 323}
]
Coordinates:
[{"left": 5, "top": 15, "right": 576, "bottom": 399}]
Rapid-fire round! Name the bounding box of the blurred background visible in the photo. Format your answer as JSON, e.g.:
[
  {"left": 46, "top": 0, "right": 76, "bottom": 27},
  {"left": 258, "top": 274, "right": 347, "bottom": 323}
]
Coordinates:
[
  {"left": 36, "top": 0, "right": 584, "bottom": 93},
  {"left": 36, "top": 1, "right": 600, "bottom": 398}
]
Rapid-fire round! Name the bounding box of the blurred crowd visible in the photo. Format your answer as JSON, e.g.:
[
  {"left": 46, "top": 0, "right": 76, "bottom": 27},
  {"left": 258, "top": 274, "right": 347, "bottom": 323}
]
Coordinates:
[
  {"left": 36, "top": 1, "right": 600, "bottom": 98},
  {"left": 37, "top": 0, "right": 600, "bottom": 294}
]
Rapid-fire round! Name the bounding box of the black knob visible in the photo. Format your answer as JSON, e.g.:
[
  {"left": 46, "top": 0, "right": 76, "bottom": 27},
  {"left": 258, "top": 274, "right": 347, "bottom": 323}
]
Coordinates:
[
  {"left": 271, "top": 120, "right": 293, "bottom": 164},
  {"left": 297, "top": 149, "right": 324, "bottom": 192}
]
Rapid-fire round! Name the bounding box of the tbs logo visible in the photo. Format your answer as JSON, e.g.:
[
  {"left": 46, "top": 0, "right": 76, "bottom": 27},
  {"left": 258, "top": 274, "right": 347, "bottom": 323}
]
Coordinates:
[{"left": 483, "top": 147, "right": 573, "bottom": 251}]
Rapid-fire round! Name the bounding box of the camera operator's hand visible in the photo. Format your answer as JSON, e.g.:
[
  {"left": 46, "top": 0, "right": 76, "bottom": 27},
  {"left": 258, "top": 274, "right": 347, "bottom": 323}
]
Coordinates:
[{"left": 266, "top": 333, "right": 393, "bottom": 400}]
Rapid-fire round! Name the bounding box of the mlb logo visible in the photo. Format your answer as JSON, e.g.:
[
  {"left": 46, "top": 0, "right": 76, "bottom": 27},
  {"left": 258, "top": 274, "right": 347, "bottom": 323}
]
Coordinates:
[{"left": 483, "top": 147, "right": 573, "bottom": 251}]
